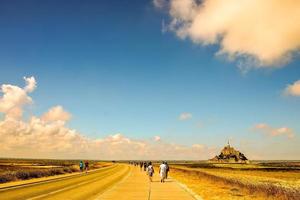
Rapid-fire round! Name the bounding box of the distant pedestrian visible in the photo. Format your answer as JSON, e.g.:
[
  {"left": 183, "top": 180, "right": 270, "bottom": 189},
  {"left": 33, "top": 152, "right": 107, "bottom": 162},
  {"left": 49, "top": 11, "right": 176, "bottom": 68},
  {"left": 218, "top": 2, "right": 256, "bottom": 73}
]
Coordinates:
[
  {"left": 79, "top": 161, "right": 84, "bottom": 172},
  {"left": 143, "top": 162, "right": 147, "bottom": 171},
  {"left": 146, "top": 162, "right": 154, "bottom": 182},
  {"left": 165, "top": 162, "right": 170, "bottom": 179},
  {"left": 85, "top": 160, "right": 89, "bottom": 173},
  {"left": 140, "top": 162, "right": 143, "bottom": 171},
  {"left": 159, "top": 161, "right": 167, "bottom": 183}
]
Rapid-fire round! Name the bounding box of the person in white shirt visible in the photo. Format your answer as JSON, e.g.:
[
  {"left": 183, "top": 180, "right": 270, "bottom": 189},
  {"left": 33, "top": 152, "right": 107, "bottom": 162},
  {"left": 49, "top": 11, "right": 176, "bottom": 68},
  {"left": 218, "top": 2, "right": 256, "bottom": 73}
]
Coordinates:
[
  {"left": 159, "top": 161, "right": 167, "bottom": 183},
  {"left": 146, "top": 162, "right": 154, "bottom": 182}
]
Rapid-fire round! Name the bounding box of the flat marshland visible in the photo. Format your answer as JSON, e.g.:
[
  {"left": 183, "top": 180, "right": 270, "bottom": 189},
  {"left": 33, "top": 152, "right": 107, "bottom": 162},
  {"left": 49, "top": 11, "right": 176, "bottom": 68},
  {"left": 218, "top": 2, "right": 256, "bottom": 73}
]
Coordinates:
[
  {"left": 1, "top": 159, "right": 299, "bottom": 200},
  {"left": 169, "top": 161, "right": 300, "bottom": 200},
  {"left": 0, "top": 158, "right": 112, "bottom": 183}
]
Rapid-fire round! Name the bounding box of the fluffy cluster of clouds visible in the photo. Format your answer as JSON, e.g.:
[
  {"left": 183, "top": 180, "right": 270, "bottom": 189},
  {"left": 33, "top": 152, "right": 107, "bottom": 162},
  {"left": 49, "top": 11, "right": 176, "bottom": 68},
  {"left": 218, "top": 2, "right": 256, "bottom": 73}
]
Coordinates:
[
  {"left": 0, "top": 77, "right": 36, "bottom": 119},
  {"left": 253, "top": 123, "right": 295, "bottom": 139},
  {"left": 284, "top": 80, "right": 300, "bottom": 96},
  {"left": 0, "top": 77, "right": 215, "bottom": 160},
  {"left": 41, "top": 106, "right": 72, "bottom": 122},
  {"left": 154, "top": 0, "right": 300, "bottom": 70}
]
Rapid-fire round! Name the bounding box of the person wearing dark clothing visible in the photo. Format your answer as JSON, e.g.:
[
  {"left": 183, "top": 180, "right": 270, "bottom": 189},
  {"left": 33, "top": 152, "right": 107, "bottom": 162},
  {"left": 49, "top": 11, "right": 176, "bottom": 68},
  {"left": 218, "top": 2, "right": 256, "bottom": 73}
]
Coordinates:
[
  {"left": 143, "top": 162, "right": 147, "bottom": 171},
  {"left": 165, "top": 162, "right": 170, "bottom": 179},
  {"left": 84, "top": 161, "right": 89, "bottom": 173},
  {"left": 146, "top": 162, "right": 154, "bottom": 182},
  {"left": 140, "top": 162, "right": 143, "bottom": 171}
]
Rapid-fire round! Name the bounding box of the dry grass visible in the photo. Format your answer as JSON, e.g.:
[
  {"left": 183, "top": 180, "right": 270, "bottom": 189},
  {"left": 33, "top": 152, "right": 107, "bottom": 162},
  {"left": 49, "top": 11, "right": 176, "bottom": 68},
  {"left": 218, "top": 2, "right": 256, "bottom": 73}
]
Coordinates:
[
  {"left": 170, "top": 165, "right": 300, "bottom": 200},
  {"left": 0, "top": 158, "right": 113, "bottom": 184},
  {"left": 0, "top": 164, "right": 79, "bottom": 183}
]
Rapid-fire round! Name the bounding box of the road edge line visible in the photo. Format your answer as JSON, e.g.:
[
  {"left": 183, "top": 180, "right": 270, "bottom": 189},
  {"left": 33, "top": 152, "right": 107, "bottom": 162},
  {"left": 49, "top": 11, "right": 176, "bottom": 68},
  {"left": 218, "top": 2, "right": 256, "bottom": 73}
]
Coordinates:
[
  {"left": 147, "top": 180, "right": 152, "bottom": 200},
  {"left": 0, "top": 165, "right": 117, "bottom": 191},
  {"left": 25, "top": 165, "right": 123, "bottom": 200},
  {"left": 91, "top": 165, "right": 132, "bottom": 200},
  {"left": 171, "top": 176, "right": 203, "bottom": 200}
]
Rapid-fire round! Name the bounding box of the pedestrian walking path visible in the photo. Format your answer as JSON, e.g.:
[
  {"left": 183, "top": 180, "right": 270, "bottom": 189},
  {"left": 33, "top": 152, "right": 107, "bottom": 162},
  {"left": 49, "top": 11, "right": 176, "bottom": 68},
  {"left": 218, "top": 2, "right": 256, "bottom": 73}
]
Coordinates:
[{"left": 99, "top": 165, "right": 201, "bottom": 200}]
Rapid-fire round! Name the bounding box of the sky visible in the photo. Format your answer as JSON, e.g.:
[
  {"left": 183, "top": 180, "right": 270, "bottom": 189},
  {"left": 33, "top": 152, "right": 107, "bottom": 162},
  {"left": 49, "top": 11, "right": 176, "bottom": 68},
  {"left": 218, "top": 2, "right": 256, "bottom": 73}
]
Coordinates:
[{"left": 0, "top": 0, "right": 299, "bottom": 160}]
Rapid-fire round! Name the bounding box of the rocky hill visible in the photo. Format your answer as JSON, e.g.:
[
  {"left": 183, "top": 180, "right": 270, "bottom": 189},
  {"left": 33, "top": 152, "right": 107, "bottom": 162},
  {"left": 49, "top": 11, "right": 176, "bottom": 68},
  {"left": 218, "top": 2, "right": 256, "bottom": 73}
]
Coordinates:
[{"left": 209, "top": 142, "right": 249, "bottom": 163}]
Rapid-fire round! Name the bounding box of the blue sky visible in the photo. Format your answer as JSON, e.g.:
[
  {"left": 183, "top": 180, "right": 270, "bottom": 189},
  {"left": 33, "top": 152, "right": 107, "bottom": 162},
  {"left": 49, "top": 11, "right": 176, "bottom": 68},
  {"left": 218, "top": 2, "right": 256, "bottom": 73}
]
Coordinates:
[{"left": 0, "top": 0, "right": 299, "bottom": 159}]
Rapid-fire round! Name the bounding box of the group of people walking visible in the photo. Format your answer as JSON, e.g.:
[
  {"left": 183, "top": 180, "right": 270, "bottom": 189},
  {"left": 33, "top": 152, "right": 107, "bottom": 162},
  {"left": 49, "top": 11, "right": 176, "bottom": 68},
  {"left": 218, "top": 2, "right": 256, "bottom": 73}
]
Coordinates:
[
  {"left": 79, "top": 160, "right": 89, "bottom": 173},
  {"left": 133, "top": 161, "right": 169, "bottom": 183}
]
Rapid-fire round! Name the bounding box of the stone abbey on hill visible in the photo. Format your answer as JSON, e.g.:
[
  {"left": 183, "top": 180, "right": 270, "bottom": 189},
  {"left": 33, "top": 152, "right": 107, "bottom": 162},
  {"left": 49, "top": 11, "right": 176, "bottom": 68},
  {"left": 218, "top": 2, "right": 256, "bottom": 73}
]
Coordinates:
[{"left": 210, "top": 142, "right": 249, "bottom": 163}]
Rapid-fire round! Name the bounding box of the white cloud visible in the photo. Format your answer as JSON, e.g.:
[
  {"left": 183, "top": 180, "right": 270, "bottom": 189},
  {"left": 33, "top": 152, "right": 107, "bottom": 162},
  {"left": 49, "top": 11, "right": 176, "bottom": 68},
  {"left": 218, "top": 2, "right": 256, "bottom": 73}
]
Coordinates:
[
  {"left": 23, "top": 76, "right": 37, "bottom": 93},
  {"left": 192, "top": 144, "right": 204, "bottom": 149},
  {"left": 253, "top": 123, "right": 295, "bottom": 139},
  {"left": 284, "top": 80, "right": 300, "bottom": 96},
  {"left": 179, "top": 112, "right": 192, "bottom": 121},
  {"left": 0, "top": 77, "right": 215, "bottom": 160},
  {"left": 0, "top": 76, "right": 36, "bottom": 119},
  {"left": 0, "top": 115, "right": 215, "bottom": 159},
  {"left": 155, "top": 0, "right": 300, "bottom": 70},
  {"left": 154, "top": 135, "right": 161, "bottom": 142},
  {"left": 42, "top": 106, "right": 72, "bottom": 122}
]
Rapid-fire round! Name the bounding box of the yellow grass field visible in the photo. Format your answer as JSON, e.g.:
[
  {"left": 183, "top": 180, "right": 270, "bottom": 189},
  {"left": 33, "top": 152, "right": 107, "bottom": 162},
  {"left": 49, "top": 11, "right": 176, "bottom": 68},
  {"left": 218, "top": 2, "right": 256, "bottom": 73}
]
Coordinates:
[
  {"left": 169, "top": 161, "right": 300, "bottom": 200},
  {"left": 1, "top": 159, "right": 299, "bottom": 200}
]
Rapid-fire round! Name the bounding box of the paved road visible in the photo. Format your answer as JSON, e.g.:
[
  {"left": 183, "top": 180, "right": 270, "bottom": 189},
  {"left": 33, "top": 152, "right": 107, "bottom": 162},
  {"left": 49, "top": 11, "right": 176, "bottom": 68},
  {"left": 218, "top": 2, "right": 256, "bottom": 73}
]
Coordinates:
[
  {"left": 0, "top": 164, "right": 201, "bottom": 200},
  {"left": 0, "top": 164, "right": 129, "bottom": 200},
  {"left": 100, "top": 166, "right": 201, "bottom": 200}
]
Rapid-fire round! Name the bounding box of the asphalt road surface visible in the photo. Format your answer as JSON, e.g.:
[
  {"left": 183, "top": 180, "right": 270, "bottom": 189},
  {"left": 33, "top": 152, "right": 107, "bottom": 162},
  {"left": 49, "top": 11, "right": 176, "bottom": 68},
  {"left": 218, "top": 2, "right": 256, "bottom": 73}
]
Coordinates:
[{"left": 0, "top": 164, "right": 201, "bottom": 200}]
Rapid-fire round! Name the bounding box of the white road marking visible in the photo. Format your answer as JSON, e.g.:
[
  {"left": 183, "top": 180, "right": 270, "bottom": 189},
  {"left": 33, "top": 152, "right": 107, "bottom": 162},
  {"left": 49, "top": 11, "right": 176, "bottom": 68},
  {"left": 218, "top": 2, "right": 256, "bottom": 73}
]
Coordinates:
[
  {"left": 92, "top": 166, "right": 132, "bottom": 200},
  {"left": 0, "top": 166, "right": 116, "bottom": 192},
  {"left": 26, "top": 167, "right": 120, "bottom": 200}
]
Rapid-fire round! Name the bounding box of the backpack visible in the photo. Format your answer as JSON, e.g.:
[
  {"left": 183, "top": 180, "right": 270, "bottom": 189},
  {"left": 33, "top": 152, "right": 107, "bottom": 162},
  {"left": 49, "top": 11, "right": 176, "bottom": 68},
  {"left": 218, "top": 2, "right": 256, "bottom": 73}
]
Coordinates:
[{"left": 148, "top": 165, "right": 154, "bottom": 173}]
